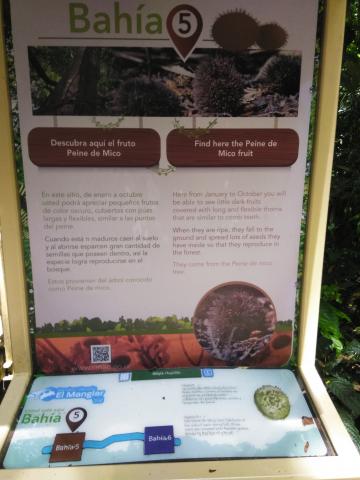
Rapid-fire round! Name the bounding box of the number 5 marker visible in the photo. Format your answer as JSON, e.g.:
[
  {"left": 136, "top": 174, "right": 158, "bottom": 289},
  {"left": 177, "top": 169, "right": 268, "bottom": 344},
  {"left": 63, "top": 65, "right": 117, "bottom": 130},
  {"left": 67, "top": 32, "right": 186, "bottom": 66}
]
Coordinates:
[
  {"left": 66, "top": 407, "right": 87, "bottom": 432},
  {"left": 167, "top": 5, "right": 203, "bottom": 62}
]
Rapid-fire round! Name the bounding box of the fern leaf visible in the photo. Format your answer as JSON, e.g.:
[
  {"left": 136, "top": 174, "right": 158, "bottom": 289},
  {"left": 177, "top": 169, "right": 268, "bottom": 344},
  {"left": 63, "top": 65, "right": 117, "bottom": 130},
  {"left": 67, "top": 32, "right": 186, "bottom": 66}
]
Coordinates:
[
  {"left": 319, "top": 302, "right": 344, "bottom": 353},
  {"left": 344, "top": 340, "right": 360, "bottom": 359},
  {"left": 328, "top": 376, "right": 360, "bottom": 417},
  {"left": 337, "top": 406, "right": 360, "bottom": 451}
]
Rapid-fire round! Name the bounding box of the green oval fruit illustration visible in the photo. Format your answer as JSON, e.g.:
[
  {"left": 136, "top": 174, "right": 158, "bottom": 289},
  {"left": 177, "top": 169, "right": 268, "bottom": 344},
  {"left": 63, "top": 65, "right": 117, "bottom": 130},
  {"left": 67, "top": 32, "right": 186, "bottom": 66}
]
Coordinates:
[{"left": 254, "top": 385, "right": 290, "bottom": 419}]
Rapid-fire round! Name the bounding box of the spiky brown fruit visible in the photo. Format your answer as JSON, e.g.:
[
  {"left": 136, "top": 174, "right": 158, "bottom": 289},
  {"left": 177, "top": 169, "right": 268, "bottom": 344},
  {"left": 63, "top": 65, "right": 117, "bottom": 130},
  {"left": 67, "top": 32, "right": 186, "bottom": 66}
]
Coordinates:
[
  {"left": 193, "top": 54, "right": 244, "bottom": 116},
  {"left": 193, "top": 282, "right": 276, "bottom": 363},
  {"left": 212, "top": 10, "right": 259, "bottom": 52},
  {"left": 256, "top": 23, "right": 288, "bottom": 50},
  {"left": 116, "top": 78, "right": 183, "bottom": 116},
  {"left": 263, "top": 54, "right": 301, "bottom": 96}
]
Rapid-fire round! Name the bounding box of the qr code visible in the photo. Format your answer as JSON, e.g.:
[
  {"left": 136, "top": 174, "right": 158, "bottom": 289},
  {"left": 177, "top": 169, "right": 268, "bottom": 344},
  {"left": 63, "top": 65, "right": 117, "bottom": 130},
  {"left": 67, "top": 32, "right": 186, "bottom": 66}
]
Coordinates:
[{"left": 90, "top": 344, "right": 111, "bottom": 364}]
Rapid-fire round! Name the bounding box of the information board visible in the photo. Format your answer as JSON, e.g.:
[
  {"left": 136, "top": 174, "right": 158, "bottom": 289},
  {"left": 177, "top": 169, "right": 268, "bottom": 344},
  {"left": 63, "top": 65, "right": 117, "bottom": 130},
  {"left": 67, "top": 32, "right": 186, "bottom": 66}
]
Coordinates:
[
  {"left": 4, "top": 369, "right": 329, "bottom": 468},
  {"left": 10, "top": 0, "right": 319, "bottom": 373}
]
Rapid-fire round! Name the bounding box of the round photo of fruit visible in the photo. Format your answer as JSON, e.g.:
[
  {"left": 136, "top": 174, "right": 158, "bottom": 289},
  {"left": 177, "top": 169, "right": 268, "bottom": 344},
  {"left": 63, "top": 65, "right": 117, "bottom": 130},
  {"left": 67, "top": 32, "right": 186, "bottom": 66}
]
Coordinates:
[{"left": 192, "top": 282, "right": 276, "bottom": 364}]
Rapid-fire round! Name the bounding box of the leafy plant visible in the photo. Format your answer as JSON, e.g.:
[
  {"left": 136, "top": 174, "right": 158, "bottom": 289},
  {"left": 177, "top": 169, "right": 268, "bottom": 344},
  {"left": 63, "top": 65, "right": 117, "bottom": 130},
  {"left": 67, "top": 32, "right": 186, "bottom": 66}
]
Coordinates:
[
  {"left": 327, "top": 376, "right": 360, "bottom": 418},
  {"left": 337, "top": 406, "right": 360, "bottom": 450},
  {"left": 3, "top": 1, "right": 36, "bottom": 337},
  {"left": 314, "top": 0, "right": 360, "bottom": 451},
  {"left": 323, "top": 376, "right": 360, "bottom": 450},
  {"left": 319, "top": 285, "right": 351, "bottom": 354},
  {"left": 317, "top": 286, "right": 360, "bottom": 450}
]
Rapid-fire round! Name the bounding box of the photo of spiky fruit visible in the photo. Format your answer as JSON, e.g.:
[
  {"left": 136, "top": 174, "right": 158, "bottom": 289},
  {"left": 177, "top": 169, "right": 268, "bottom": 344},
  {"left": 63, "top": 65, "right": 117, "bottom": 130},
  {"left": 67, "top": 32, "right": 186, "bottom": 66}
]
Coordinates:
[
  {"left": 29, "top": 46, "right": 301, "bottom": 118},
  {"left": 254, "top": 385, "right": 291, "bottom": 420},
  {"left": 116, "top": 78, "right": 183, "bottom": 116},
  {"left": 259, "top": 54, "right": 301, "bottom": 96},
  {"left": 192, "top": 282, "right": 277, "bottom": 364},
  {"left": 193, "top": 54, "right": 245, "bottom": 116}
]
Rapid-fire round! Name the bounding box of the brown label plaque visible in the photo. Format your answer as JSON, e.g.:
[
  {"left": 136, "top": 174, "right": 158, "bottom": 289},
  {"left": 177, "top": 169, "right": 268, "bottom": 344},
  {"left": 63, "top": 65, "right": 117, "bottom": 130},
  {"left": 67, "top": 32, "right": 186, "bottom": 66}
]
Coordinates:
[
  {"left": 28, "top": 128, "right": 160, "bottom": 167},
  {"left": 167, "top": 129, "right": 299, "bottom": 167},
  {"left": 49, "top": 432, "right": 85, "bottom": 463}
]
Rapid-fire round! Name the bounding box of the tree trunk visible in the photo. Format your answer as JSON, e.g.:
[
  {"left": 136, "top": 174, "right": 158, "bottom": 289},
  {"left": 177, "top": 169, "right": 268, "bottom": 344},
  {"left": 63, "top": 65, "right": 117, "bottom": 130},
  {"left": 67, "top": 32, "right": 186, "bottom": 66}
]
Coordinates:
[
  {"left": 38, "top": 48, "right": 85, "bottom": 115},
  {"left": 74, "top": 48, "right": 101, "bottom": 115}
]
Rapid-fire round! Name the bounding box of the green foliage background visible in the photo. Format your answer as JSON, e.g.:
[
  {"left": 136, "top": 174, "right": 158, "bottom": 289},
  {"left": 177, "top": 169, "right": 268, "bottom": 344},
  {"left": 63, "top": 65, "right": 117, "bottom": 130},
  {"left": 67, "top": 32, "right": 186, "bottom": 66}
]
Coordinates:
[{"left": 315, "top": 0, "right": 360, "bottom": 450}]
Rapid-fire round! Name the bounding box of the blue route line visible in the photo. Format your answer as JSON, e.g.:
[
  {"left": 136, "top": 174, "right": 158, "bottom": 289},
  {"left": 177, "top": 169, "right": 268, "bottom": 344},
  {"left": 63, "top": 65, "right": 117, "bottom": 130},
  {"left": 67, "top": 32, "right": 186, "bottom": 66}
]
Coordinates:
[{"left": 41, "top": 433, "right": 181, "bottom": 455}]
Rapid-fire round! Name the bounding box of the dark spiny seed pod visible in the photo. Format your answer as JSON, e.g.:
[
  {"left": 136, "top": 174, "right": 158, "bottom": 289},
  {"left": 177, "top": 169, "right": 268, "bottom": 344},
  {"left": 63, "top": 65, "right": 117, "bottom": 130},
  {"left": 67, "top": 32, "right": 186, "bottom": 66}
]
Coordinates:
[
  {"left": 193, "top": 54, "right": 244, "bottom": 116},
  {"left": 117, "top": 78, "right": 183, "bottom": 116},
  {"left": 212, "top": 10, "right": 259, "bottom": 52},
  {"left": 256, "top": 23, "right": 288, "bottom": 50},
  {"left": 193, "top": 283, "right": 276, "bottom": 363},
  {"left": 263, "top": 54, "right": 301, "bottom": 96}
]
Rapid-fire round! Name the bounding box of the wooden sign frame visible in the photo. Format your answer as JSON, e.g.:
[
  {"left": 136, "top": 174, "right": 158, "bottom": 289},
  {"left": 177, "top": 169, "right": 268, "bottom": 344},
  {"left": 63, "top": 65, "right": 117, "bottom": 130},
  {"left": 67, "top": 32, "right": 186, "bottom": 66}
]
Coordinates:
[{"left": 0, "top": 0, "right": 359, "bottom": 478}]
